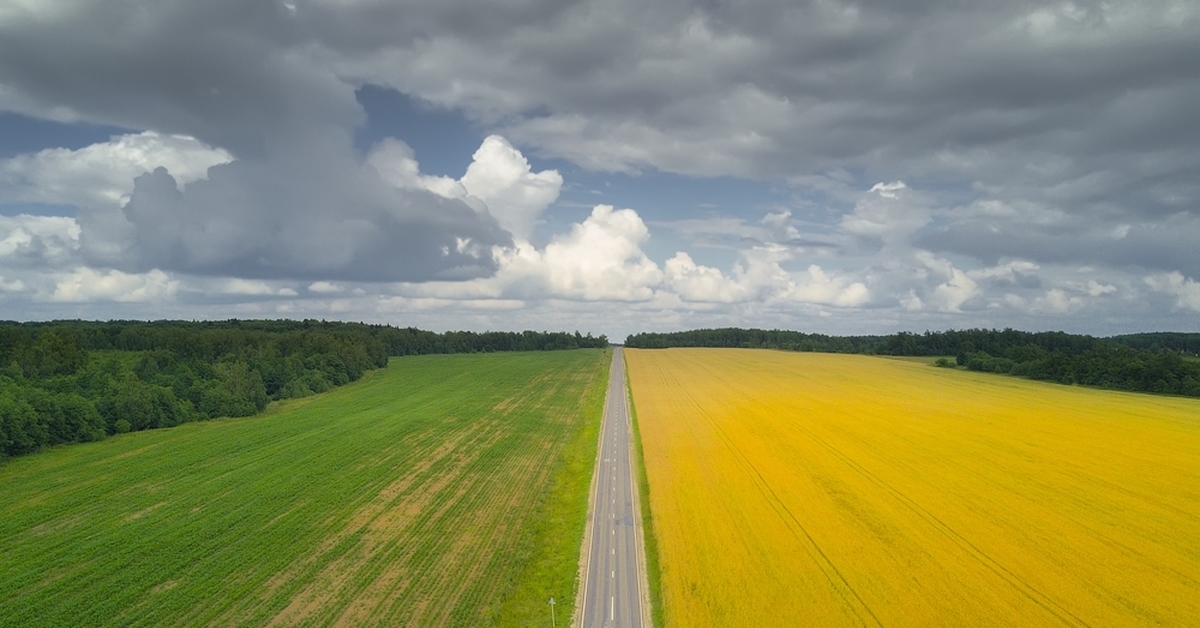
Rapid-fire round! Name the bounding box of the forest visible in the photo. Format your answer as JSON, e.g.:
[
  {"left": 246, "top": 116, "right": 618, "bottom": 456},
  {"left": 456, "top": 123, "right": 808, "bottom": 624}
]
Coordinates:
[
  {"left": 0, "top": 320, "right": 607, "bottom": 460},
  {"left": 624, "top": 328, "right": 1200, "bottom": 398}
]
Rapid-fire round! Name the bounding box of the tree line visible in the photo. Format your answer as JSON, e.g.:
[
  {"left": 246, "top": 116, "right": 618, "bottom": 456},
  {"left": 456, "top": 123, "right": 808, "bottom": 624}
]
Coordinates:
[
  {"left": 1, "top": 320, "right": 607, "bottom": 460},
  {"left": 624, "top": 327, "right": 1200, "bottom": 398}
]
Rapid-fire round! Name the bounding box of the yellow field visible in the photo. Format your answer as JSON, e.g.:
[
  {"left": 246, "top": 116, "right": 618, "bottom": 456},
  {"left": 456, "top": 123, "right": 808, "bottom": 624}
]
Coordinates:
[{"left": 626, "top": 348, "right": 1200, "bottom": 627}]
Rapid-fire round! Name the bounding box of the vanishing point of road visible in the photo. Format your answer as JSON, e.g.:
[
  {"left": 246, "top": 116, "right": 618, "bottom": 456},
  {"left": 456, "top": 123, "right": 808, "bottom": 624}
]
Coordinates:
[{"left": 576, "top": 347, "right": 650, "bottom": 628}]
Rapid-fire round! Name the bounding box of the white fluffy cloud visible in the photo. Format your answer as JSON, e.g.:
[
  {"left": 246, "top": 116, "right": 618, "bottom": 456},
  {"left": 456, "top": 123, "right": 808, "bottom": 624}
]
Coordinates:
[
  {"left": 0, "top": 132, "right": 232, "bottom": 210},
  {"left": 366, "top": 139, "right": 470, "bottom": 201},
  {"left": 460, "top": 136, "right": 563, "bottom": 242},
  {"left": 539, "top": 205, "right": 661, "bottom": 300},
  {"left": 402, "top": 202, "right": 873, "bottom": 310},
  {"left": 784, "top": 264, "right": 871, "bottom": 308},
  {"left": 308, "top": 281, "right": 342, "bottom": 294},
  {"left": 389, "top": 203, "right": 662, "bottom": 303},
  {"left": 52, "top": 268, "right": 178, "bottom": 303},
  {"left": 664, "top": 252, "right": 740, "bottom": 302},
  {"left": 916, "top": 252, "right": 979, "bottom": 313},
  {"left": 0, "top": 214, "right": 80, "bottom": 268},
  {"left": 1145, "top": 272, "right": 1200, "bottom": 312},
  {"left": 209, "top": 278, "right": 299, "bottom": 297},
  {"left": 367, "top": 134, "right": 563, "bottom": 242}
]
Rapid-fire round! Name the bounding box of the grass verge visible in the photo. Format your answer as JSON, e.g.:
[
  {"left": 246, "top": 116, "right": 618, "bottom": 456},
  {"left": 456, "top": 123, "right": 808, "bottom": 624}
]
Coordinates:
[{"left": 494, "top": 349, "right": 611, "bottom": 627}]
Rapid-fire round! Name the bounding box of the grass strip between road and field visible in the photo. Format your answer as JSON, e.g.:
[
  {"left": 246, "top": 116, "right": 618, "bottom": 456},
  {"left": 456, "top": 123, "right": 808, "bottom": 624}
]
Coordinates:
[
  {"left": 626, "top": 359, "right": 664, "bottom": 628},
  {"left": 494, "top": 348, "right": 612, "bottom": 627}
]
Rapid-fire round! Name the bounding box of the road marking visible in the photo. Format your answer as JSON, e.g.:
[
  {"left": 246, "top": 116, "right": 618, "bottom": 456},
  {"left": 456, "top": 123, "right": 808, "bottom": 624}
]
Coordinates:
[{"left": 578, "top": 349, "right": 644, "bottom": 628}]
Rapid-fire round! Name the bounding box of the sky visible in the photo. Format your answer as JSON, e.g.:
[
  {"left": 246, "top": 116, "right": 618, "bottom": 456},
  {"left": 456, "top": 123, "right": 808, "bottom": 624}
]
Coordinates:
[{"left": 1, "top": 0, "right": 1198, "bottom": 341}]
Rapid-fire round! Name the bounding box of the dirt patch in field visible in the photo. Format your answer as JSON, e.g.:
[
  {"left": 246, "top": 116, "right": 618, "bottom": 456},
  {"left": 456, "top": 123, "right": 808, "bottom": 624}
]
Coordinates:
[
  {"left": 150, "top": 580, "right": 178, "bottom": 594},
  {"left": 108, "top": 442, "right": 162, "bottom": 461},
  {"left": 492, "top": 373, "right": 553, "bottom": 415},
  {"left": 370, "top": 435, "right": 557, "bottom": 627},
  {"left": 266, "top": 420, "right": 509, "bottom": 627},
  {"left": 124, "top": 501, "right": 167, "bottom": 522},
  {"left": 28, "top": 514, "right": 85, "bottom": 537},
  {"left": 331, "top": 423, "right": 518, "bottom": 625}
]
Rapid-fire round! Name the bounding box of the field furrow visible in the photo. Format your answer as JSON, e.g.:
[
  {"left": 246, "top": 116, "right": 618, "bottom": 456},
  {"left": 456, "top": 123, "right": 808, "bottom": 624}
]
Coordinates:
[{"left": 0, "top": 350, "right": 609, "bottom": 627}]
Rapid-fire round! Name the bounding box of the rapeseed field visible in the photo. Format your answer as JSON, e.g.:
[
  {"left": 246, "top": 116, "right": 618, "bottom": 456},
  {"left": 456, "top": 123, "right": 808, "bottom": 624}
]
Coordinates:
[{"left": 626, "top": 348, "right": 1200, "bottom": 627}]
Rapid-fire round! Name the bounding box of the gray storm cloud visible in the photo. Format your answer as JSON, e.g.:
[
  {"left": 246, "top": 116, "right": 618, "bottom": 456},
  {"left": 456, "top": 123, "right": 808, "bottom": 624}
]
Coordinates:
[
  {"left": 79, "top": 140, "right": 511, "bottom": 282},
  {"left": 1, "top": 0, "right": 1199, "bottom": 330},
  {"left": 341, "top": 0, "right": 1200, "bottom": 260},
  {"left": 1, "top": 0, "right": 514, "bottom": 282},
  {"left": 917, "top": 212, "right": 1200, "bottom": 278}
]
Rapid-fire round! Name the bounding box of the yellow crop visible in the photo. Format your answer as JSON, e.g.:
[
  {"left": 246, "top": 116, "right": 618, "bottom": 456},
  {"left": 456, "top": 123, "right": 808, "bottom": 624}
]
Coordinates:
[{"left": 626, "top": 348, "right": 1200, "bottom": 627}]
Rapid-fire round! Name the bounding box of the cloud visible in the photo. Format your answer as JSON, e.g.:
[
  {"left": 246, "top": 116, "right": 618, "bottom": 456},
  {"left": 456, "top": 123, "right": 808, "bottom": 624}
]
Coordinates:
[
  {"left": 664, "top": 252, "right": 740, "bottom": 302},
  {"left": 0, "top": 214, "right": 80, "bottom": 269},
  {"left": 1145, "top": 272, "right": 1200, "bottom": 312},
  {"left": 8, "top": 0, "right": 1196, "bottom": 206},
  {"left": 0, "top": 2, "right": 363, "bottom": 156},
  {"left": 783, "top": 263, "right": 871, "bottom": 308},
  {"left": 52, "top": 268, "right": 178, "bottom": 303},
  {"left": 654, "top": 216, "right": 772, "bottom": 249},
  {"left": 308, "top": 281, "right": 342, "bottom": 294},
  {"left": 518, "top": 204, "right": 663, "bottom": 301},
  {"left": 718, "top": 241, "right": 870, "bottom": 308},
  {"left": 930, "top": 268, "right": 979, "bottom": 313},
  {"left": 211, "top": 278, "right": 298, "bottom": 297},
  {"left": 0, "top": 275, "right": 26, "bottom": 293},
  {"left": 367, "top": 134, "right": 563, "bottom": 242},
  {"left": 77, "top": 135, "right": 514, "bottom": 282},
  {"left": 1031, "top": 288, "right": 1083, "bottom": 314},
  {"left": 342, "top": 1, "right": 1198, "bottom": 201},
  {"left": 365, "top": 139, "right": 470, "bottom": 200},
  {"left": 657, "top": 211, "right": 840, "bottom": 253},
  {"left": 918, "top": 210, "right": 1200, "bottom": 277},
  {"left": 459, "top": 136, "right": 563, "bottom": 242},
  {"left": 340, "top": 0, "right": 1197, "bottom": 291},
  {"left": 391, "top": 203, "right": 662, "bottom": 302},
  {"left": 1, "top": 1, "right": 1198, "bottom": 334},
  {"left": 841, "top": 181, "right": 930, "bottom": 246},
  {"left": 968, "top": 260, "right": 1042, "bottom": 290},
  {"left": 404, "top": 202, "right": 874, "bottom": 309},
  {"left": 0, "top": 132, "right": 232, "bottom": 210},
  {"left": 0, "top": 130, "right": 539, "bottom": 288}
]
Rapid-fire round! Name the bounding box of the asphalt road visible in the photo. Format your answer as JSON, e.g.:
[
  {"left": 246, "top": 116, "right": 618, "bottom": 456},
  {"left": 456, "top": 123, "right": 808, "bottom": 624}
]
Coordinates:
[{"left": 577, "top": 348, "right": 648, "bottom": 628}]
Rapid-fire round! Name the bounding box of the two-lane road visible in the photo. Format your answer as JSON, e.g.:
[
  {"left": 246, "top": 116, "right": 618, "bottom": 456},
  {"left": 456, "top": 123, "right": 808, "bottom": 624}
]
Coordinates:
[{"left": 577, "top": 348, "right": 648, "bottom": 628}]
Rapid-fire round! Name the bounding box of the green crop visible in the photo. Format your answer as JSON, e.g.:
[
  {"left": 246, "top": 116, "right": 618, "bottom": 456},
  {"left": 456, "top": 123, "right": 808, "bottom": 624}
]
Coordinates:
[{"left": 0, "top": 349, "right": 609, "bottom": 627}]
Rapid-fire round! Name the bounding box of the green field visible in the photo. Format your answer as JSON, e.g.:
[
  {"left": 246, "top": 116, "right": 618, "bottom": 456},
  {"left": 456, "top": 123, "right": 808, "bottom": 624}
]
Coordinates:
[{"left": 0, "top": 350, "right": 609, "bottom": 627}]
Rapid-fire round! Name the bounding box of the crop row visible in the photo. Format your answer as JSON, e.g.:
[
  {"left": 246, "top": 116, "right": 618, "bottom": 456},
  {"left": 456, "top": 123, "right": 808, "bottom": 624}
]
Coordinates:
[
  {"left": 627, "top": 348, "right": 1200, "bottom": 627},
  {"left": 0, "top": 350, "right": 609, "bottom": 627}
]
